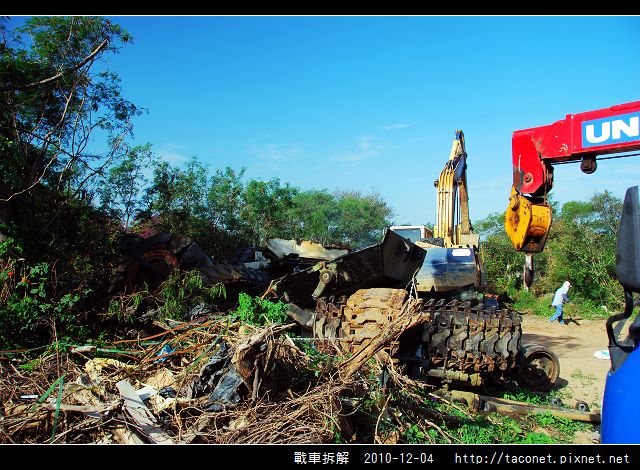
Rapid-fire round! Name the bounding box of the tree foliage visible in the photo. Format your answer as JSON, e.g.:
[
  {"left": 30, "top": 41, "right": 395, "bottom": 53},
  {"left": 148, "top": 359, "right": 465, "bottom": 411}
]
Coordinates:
[
  {"left": 288, "top": 190, "right": 339, "bottom": 245},
  {"left": 137, "top": 159, "right": 394, "bottom": 259},
  {"left": 545, "top": 191, "right": 622, "bottom": 305},
  {"left": 0, "top": 16, "right": 140, "bottom": 260},
  {"left": 0, "top": 17, "right": 140, "bottom": 201},
  {"left": 475, "top": 212, "right": 528, "bottom": 292},
  {"left": 0, "top": 17, "right": 139, "bottom": 347},
  {"left": 240, "top": 178, "right": 298, "bottom": 246},
  {"left": 98, "top": 143, "right": 155, "bottom": 229}
]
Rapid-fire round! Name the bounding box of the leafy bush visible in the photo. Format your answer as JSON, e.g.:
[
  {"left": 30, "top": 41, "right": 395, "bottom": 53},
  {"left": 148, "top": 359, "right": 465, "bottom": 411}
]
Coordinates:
[
  {"left": 229, "top": 292, "right": 288, "bottom": 326},
  {"left": 402, "top": 424, "right": 428, "bottom": 443},
  {"left": 522, "top": 432, "right": 554, "bottom": 444},
  {"left": 104, "top": 268, "right": 226, "bottom": 323},
  {"left": 157, "top": 270, "right": 225, "bottom": 320},
  {"left": 0, "top": 238, "right": 89, "bottom": 348},
  {"left": 512, "top": 289, "right": 553, "bottom": 317}
]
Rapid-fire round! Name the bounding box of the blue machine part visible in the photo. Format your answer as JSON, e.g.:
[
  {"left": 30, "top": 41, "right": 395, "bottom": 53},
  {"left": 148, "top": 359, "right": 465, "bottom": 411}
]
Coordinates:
[
  {"left": 415, "top": 246, "right": 477, "bottom": 293},
  {"left": 601, "top": 344, "right": 640, "bottom": 443}
]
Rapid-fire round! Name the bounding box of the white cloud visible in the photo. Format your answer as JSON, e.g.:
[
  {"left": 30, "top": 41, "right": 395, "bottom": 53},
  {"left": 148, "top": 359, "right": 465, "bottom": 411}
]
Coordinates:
[
  {"left": 379, "top": 123, "right": 410, "bottom": 131},
  {"left": 331, "top": 136, "right": 384, "bottom": 166},
  {"left": 157, "top": 143, "right": 189, "bottom": 165},
  {"left": 247, "top": 143, "right": 302, "bottom": 162}
]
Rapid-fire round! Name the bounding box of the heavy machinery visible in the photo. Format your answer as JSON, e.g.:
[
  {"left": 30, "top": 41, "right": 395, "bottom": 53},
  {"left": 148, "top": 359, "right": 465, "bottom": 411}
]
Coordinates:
[
  {"left": 504, "top": 100, "right": 640, "bottom": 287},
  {"left": 502, "top": 101, "right": 640, "bottom": 443},
  {"left": 390, "top": 130, "right": 485, "bottom": 298},
  {"left": 111, "top": 132, "right": 561, "bottom": 393},
  {"left": 271, "top": 131, "right": 558, "bottom": 392},
  {"left": 274, "top": 233, "right": 544, "bottom": 391}
]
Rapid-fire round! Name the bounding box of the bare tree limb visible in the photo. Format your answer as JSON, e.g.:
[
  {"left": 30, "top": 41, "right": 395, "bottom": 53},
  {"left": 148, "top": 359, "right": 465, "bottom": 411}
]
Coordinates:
[
  {"left": 72, "top": 121, "right": 134, "bottom": 198},
  {"left": 0, "top": 151, "right": 60, "bottom": 202},
  {"left": 0, "top": 38, "right": 108, "bottom": 92}
]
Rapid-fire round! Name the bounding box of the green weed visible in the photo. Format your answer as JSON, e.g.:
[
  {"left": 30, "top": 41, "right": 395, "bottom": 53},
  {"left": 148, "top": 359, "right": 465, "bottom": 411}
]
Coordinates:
[
  {"left": 403, "top": 424, "right": 428, "bottom": 443},
  {"left": 570, "top": 369, "right": 597, "bottom": 386},
  {"left": 0, "top": 238, "right": 89, "bottom": 348},
  {"left": 531, "top": 411, "right": 592, "bottom": 443},
  {"left": 392, "top": 391, "right": 594, "bottom": 445},
  {"left": 160, "top": 270, "right": 215, "bottom": 319},
  {"left": 294, "top": 338, "right": 337, "bottom": 378},
  {"left": 522, "top": 432, "right": 554, "bottom": 443},
  {"left": 512, "top": 288, "right": 611, "bottom": 320},
  {"left": 229, "top": 292, "right": 288, "bottom": 326},
  {"left": 500, "top": 388, "right": 546, "bottom": 405}
]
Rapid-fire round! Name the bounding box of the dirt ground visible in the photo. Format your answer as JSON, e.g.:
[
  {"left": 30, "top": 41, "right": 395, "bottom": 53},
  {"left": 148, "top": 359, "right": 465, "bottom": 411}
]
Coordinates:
[{"left": 521, "top": 313, "right": 611, "bottom": 410}]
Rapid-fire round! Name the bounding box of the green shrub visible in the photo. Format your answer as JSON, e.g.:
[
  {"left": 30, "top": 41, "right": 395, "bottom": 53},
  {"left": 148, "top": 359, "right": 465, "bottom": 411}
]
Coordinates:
[
  {"left": 229, "top": 292, "right": 288, "bottom": 326},
  {"left": 512, "top": 289, "right": 553, "bottom": 317},
  {"left": 0, "top": 238, "right": 89, "bottom": 348},
  {"left": 403, "top": 424, "right": 428, "bottom": 443}
]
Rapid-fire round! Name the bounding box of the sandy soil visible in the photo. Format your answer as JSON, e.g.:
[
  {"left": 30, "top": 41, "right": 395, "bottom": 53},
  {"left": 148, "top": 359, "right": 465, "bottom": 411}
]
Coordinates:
[{"left": 520, "top": 313, "right": 611, "bottom": 410}]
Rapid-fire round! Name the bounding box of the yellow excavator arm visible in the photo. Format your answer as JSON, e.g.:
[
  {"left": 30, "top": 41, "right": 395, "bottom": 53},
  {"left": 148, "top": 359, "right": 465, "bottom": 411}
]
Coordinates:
[{"left": 434, "top": 130, "right": 478, "bottom": 249}]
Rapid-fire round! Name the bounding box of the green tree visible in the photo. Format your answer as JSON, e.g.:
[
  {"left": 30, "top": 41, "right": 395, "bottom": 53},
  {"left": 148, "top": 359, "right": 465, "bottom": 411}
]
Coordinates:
[
  {"left": 0, "top": 17, "right": 139, "bottom": 346},
  {"left": 333, "top": 191, "right": 393, "bottom": 248},
  {"left": 239, "top": 178, "right": 298, "bottom": 245},
  {"left": 0, "top": 17, "right": 141, "bottom": 204},
  {"left": 207, "top": 166, "right": 246, "bottom": 236},
  {"left": 475, "top": 212, "right": 528, "bottom": 292},
  {"left": 289, "top": 190, "right": 339, "bottom": 245},
  {"left": 175, "top": 157, "right": 210, "bottom": 221},
  {"left": 140, "top": 160, "right": 392, "bottom": 256},
  {"left": 139, "top": 156, "right": 219, "bottom": 254},
  {"left": 0, "top": 16, "right": 140, "bottom": 261},
  {"left": 99, "top": 143, "right": 155, "bottom": 230},
  {"left": 545, "top": 191, "right": 622, "bottom": 305}
]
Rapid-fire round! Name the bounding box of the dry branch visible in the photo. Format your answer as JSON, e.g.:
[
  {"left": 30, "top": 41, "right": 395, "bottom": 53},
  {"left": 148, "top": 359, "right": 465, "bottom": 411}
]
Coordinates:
[{"left": 338, "top": 296, "right": 425, "bottom": 380}]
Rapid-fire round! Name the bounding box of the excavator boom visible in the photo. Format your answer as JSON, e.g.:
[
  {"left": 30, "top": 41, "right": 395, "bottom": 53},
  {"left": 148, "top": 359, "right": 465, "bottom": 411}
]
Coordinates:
[
  {"left": 434, "top": 130, "right": 478, "bottom": 248},
  {"left": 392, "top": 130, "right": 483, "bottom": 295}
]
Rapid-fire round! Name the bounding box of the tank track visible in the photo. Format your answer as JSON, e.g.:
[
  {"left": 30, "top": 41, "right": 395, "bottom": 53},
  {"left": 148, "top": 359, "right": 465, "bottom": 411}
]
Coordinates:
[
  {"left": 314, "top": 288, "right": 522, "bottom": 382},
  {"left": 421, "top": 298, "right": 522, "bottom": 374}
]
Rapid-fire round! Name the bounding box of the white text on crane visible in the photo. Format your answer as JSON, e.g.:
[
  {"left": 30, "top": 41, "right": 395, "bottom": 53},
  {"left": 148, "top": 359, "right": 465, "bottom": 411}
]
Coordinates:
[{"left": 582, "top": 111, "right": 640, "bottom": 148}]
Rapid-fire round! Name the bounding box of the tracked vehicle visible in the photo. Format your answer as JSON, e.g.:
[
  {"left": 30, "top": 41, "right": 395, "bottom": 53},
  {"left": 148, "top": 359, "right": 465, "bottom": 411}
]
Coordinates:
[{"left": 272, "top": 132, "right": 558, "bottom": 392}]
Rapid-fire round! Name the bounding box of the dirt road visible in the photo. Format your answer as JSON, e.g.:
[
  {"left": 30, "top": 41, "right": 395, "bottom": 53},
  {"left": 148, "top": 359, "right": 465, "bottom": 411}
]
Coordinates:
[{"left": 521, "top": 313, "right": 611, "bottom": 410}]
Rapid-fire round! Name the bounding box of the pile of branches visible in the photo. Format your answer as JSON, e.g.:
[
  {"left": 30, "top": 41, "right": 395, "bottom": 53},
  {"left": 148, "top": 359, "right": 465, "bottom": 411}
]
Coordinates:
[{"left": 0, "top": 295, "right": 467, "bottom": 444}]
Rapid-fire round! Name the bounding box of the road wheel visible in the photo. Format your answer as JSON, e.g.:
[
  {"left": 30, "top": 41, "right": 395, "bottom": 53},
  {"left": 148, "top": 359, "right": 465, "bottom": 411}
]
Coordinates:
[{"left": 517, "top": 343, "right": 560, "bottom": 392}]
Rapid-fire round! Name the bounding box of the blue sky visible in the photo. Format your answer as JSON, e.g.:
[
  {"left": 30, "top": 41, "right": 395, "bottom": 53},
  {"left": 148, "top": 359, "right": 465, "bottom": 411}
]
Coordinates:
[{"left": 11, "top": 16, "right": 640, "bottom": 225}]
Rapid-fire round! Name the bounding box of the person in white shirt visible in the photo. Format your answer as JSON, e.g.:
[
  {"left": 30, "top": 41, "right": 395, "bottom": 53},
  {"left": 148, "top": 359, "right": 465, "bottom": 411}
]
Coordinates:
[{"left": 548, "top": 281, "right": 571, "bottom": 325}]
